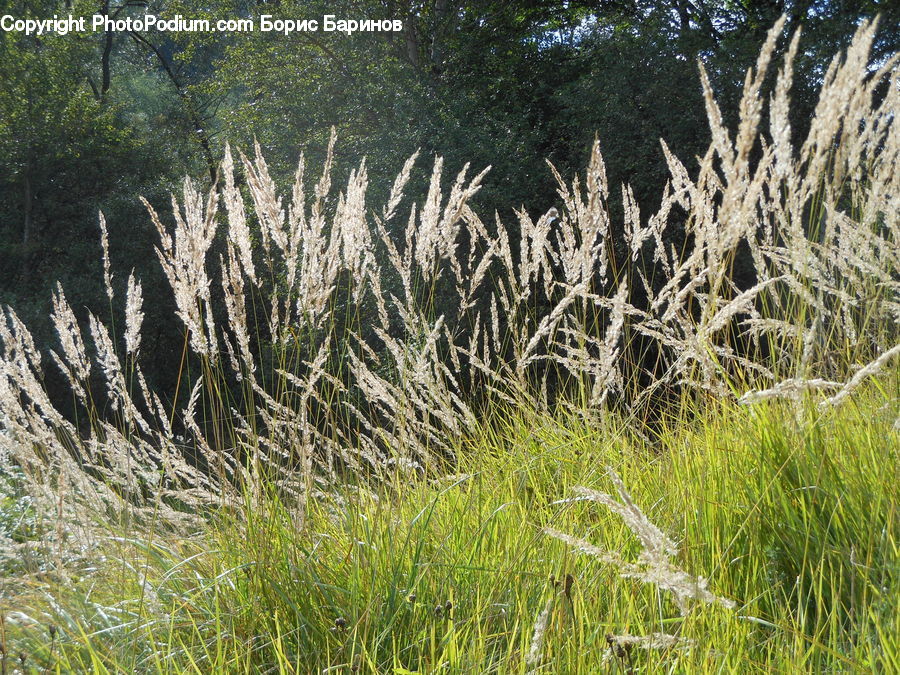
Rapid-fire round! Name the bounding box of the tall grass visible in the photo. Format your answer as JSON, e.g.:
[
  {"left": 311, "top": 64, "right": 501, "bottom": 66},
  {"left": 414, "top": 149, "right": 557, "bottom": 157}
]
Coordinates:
[{"left": 1, "top": 15, "right": 898, "bottom": 673}]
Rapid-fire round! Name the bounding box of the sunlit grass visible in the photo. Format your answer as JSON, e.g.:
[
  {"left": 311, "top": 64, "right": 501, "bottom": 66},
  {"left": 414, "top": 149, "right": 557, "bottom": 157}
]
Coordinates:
[{"left": 3, "top": 386, "right": 896, "bottom": 673}]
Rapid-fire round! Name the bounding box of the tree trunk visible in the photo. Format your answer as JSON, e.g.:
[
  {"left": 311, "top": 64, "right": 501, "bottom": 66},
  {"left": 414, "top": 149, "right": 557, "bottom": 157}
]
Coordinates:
[
  {"left": 129, "top": 31, "right": 218, "bottom": 183},
  {"left": 100, "top": 0, "right": 113, "bottom": 101}
]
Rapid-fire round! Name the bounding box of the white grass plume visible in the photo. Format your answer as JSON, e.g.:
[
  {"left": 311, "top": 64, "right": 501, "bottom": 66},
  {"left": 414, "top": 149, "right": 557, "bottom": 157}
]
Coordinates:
[{"left": 546, "top": 467, "right": 735, "bottom": 614}]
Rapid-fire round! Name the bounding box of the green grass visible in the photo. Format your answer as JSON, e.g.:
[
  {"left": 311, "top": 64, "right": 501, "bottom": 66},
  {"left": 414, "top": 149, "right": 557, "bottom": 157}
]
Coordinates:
[{"left": 2, "top": 388, "right": 898, "bottom": 673}]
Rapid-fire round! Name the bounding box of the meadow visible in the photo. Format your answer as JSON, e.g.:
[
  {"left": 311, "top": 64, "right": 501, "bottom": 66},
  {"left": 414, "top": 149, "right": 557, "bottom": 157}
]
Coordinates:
[{"left": 1, "top": 17, "right": 897, "bottom": 673}]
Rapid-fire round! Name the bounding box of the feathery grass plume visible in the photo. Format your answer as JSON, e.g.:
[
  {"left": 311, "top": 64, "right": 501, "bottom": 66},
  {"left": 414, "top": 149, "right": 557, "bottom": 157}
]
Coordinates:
[
  {"left": 457, "top": 216, "right": 497, "bottom": 311},
  {"left": 124, "top": 271, "right": 144, "bottom": 357},
  {"left": 516, "top": 281, "right": 589, "bottom": 380},
  {"left": 98, "top": 211, "right": 114, "bottom": 302},
  {"left": 412, "top": 157, "right": 490, "bottom": 284},
  {"left": 738, "top": 378, "right": 842, "bottom": 405},
  {"left": 2, "top": 308, "right": 141, "bottom": 527},
  {"left": 240, "top": 139, "right": 283, "bottom": 262},
  {"left": 525, "top": 596, "right": 554, "bottom": 670},
  {"left": 335, "top": 159, "right": 372, "bottom": 284},
  {"left": 415, "top": 155, "right": 446, "bottom": 278},
  {"left": 734, "top": 16, "right": 785, "bottom": 182},
  {"left": 821, "top": 344, "right": 900, "bottom": 408},
  {"left": 591, "top": 280, "right": 629, "bottom": 406},
  {"left": 48, "top": 284, "right": 91, "bottom": 403},
  {"left": 610, "top": 632, "right": 689, "bottom": 650},
  {"left": 221, "top": 143, "right": 257, "bottom": 285},
  {"left": 547, "top": 468, "right": 735, "bottom": 614},
  {"left": 630, "top": 16, "right": 895, "bottom": 400},
  {"left": 384, "top": 150, "right": 419, "bottom": 223},
  {"left": 769, "top": 29, "right": 801, "bottom": 180},
  {"left": 88, "top": 313, "right": 153, "bottom": 437},
  {"left": 220, "top": 245, "right": 253, "bottom": 379},
  {"left": 143, "top": 179, "right": 219, "bottom": 358},
  {"left": 297, "top": 169, "right": 341, "bottom": 322},
  {"left": 549, "top": 140, "right": 610, "bottom": 288}
]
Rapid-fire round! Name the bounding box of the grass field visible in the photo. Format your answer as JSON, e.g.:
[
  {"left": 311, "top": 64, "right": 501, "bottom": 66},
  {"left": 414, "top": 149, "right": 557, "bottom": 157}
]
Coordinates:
[{"left": 3, "top": 389, "right": 897, "bottom": 672}]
